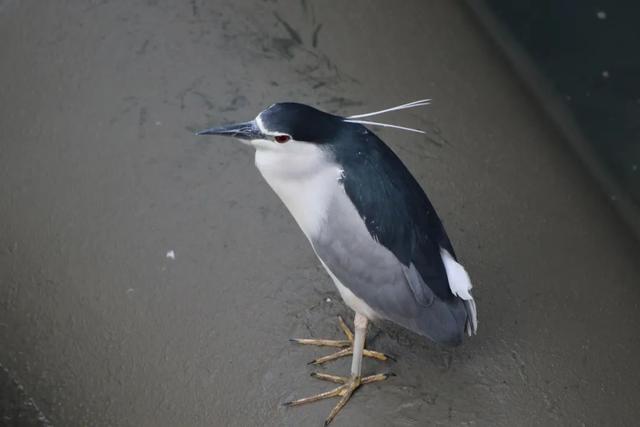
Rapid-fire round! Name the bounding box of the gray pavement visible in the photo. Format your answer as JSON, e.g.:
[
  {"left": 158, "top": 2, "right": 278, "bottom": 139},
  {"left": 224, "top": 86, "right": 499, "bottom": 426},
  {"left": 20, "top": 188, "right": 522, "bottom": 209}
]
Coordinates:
[{"left": 1, "top": 1, "right": 639, "bottom": 426}]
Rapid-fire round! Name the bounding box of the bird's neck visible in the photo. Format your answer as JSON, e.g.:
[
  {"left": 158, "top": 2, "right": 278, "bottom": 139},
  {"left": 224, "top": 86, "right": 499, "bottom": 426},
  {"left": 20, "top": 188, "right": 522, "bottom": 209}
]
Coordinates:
[{"left": 254, "top": 144, "right": 342, "bottom": 238}]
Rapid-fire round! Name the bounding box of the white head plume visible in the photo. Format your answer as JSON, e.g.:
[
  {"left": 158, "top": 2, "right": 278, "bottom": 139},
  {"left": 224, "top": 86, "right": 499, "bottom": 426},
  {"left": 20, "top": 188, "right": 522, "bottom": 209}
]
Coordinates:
[{"left": 344, "top": 99, "right": 431, "bottom": 134}]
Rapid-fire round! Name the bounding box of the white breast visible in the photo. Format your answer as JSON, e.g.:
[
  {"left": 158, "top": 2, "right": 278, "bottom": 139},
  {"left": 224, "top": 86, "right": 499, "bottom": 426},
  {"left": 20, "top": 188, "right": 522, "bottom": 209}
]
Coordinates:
[
  {"left": 254, "top": 141, "right": 342, "bottom": 239},
  {"left": 254, "top": 140, "right": 383, "bottom": 319}
]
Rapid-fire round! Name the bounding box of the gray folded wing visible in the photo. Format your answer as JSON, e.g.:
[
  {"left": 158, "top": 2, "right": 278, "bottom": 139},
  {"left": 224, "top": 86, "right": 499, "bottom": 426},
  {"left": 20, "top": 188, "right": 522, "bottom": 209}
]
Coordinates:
[{"left": 311, "top": 192, "right": 468, "bottom": 346}]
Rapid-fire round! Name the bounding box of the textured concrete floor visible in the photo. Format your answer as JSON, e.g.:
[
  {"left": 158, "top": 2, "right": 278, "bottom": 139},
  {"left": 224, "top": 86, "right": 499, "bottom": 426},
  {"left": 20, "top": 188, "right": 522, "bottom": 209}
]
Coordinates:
[{"left": 1, "top": 1, "right": 640, "bottom": 426}]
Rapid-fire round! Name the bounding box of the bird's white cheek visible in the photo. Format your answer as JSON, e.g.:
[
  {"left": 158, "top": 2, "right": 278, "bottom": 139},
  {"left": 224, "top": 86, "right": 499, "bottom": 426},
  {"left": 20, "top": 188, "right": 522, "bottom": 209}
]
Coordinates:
[{"left": 250, "top": 138, "right": 273, "bottom": 149}]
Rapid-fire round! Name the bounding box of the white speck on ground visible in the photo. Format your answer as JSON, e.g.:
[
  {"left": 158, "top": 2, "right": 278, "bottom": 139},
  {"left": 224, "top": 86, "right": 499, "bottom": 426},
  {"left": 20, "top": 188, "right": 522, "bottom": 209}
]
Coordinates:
[
  {"left": 602, "top": 70, "right": 610, "bottom": 78},
  {"left": 166, "top": 250, "right": 175, "bottom": 260},
  {"left": 596, "top": 11, "right": 607, "bottom": 20}
]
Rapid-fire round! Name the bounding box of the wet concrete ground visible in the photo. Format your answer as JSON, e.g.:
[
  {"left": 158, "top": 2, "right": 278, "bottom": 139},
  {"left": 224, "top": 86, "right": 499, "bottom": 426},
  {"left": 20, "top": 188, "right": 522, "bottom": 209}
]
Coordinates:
[{"left": 1, "top": 1, "right": 640, "bottom": 426}]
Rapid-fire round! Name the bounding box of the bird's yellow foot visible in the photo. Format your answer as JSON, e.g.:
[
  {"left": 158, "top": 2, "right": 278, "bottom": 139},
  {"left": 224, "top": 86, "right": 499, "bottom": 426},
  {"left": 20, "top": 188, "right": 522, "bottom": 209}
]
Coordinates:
[
  {"left": 290, "top": 315, "right": 393, "bottom": 364},
  {"left": 283, "top": 372, "right": 394, "bottom": 425}
]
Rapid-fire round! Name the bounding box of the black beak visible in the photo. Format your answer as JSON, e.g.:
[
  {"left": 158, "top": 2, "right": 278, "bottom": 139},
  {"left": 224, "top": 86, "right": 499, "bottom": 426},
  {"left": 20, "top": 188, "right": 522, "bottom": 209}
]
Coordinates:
[{"left": 195, "top": 120, "right": 263, "bottom": 140}]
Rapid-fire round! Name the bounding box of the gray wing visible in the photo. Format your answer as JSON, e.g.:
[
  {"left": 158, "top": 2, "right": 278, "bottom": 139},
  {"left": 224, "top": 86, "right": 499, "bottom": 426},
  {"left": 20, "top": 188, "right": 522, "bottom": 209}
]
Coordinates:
[{"left": 311, "top": 191, "right": 468, "bottom": 346}]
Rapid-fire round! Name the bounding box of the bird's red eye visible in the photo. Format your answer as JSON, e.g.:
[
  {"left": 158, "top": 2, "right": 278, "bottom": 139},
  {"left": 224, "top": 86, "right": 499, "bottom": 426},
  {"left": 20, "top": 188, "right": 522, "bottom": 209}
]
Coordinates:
[{"left": 274, "top": 135, "right": 290, "bottom": 143}]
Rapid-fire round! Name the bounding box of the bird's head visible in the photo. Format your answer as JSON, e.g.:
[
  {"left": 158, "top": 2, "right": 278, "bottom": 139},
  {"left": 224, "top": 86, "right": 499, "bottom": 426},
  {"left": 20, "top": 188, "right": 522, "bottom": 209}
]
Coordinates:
[{"left": 196, "top": 102, "right": 344, "bottom": 149}]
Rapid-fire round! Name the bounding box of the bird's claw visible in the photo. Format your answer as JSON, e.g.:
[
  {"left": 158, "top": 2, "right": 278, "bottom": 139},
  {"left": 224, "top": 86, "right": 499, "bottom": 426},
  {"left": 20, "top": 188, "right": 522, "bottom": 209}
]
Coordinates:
[
  {"left": 285, "top": 316, "right": 394, "bottom": 424},
  {"left": 291, "top": 315, "right": 393, "bottom": 364},
  {"left": 283, "top": 372, "right": 394, "bottom": 425}
]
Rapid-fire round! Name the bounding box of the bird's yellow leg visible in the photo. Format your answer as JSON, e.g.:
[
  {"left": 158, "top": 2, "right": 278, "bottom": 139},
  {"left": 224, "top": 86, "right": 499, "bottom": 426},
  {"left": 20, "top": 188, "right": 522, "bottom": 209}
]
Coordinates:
[
  {"left": 290, "top": 315, "right": 392, "bottom": 364},
  {"left": 285, "top": 314, "right": 394, "bottom": 425}
]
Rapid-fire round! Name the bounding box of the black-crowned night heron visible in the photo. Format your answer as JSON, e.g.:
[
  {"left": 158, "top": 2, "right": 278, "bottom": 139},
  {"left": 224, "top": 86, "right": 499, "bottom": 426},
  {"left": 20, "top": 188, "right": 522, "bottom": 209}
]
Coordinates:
[{"left": 197, "top": 100, "right": 477, "bottom": 425}]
